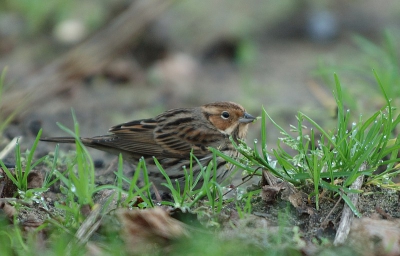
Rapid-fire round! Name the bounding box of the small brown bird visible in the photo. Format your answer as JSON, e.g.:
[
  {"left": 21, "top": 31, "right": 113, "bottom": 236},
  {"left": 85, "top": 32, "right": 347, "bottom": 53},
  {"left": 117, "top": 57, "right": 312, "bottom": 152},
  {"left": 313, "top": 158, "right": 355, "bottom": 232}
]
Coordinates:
[{"left": 41, "top": 102, "right": 255, "bottom": 189}]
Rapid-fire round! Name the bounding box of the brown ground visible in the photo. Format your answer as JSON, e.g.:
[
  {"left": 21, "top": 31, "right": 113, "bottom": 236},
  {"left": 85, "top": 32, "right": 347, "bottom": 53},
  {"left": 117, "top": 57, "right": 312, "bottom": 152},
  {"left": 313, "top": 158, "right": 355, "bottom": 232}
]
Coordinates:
[{"left": 1, "top": 0, "right": 400, "bottom": 254}]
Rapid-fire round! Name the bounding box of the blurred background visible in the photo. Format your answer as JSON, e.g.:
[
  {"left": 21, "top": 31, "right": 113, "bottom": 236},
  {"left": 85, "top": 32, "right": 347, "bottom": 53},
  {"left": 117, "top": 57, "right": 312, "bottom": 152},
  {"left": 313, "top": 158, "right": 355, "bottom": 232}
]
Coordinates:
[{"left": 1, "top": 0, "right": 400, "bottom": 161}]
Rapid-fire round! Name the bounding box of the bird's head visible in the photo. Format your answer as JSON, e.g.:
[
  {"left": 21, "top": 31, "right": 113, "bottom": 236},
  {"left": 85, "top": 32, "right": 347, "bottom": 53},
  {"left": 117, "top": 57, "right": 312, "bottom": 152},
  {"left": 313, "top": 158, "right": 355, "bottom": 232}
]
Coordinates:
[{"left": 202, "top": 101, "right": 256, "bottom": 139}]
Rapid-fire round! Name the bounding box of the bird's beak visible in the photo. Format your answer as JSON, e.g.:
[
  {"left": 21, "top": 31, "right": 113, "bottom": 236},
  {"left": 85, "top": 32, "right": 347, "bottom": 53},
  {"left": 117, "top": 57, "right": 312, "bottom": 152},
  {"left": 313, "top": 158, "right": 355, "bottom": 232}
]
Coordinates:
[{"left": 239, "top": 112, "right": 256, "bottom": 123}]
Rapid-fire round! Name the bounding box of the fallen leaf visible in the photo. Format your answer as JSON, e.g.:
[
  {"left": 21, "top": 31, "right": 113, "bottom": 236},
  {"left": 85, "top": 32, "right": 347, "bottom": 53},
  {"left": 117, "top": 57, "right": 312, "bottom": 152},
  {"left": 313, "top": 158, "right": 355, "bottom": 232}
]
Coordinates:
[
  {"left": 261, "top": 184, "right": 282, "bottom": 202},
  {"left": 349, "top": 217, "right": 400, "bottom": 256},
  {"left": 117, "top": 207, "right": 189, "bottom": 253}
]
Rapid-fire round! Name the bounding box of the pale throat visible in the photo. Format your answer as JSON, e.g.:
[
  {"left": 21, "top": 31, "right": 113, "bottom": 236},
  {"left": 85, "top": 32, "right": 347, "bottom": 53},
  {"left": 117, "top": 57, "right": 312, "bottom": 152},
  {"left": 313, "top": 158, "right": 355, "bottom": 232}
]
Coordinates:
[{"left": 218, "top": 123, "right": 244, "bottom": 138}]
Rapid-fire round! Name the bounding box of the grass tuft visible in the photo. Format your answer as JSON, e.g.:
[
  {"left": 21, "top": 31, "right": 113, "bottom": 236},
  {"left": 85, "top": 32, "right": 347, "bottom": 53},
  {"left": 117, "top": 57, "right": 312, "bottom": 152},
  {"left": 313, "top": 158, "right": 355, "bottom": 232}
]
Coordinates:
[{"left": 216, "top": 72, "right": 400, "bottom": 214}]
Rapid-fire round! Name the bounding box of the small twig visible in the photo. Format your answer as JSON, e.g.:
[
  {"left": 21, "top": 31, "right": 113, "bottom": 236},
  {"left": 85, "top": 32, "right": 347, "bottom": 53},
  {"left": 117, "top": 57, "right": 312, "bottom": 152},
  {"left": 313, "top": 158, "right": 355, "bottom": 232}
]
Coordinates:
[
  {"left": 104, "top": 157, "right": 119, "bottom": 174},
  {"left": 241, "top": 167, "right": 261, "bottom": 184},
  {"left": 0, "top": 198, "right": 33, "bottom": 207},
  {"left": 0, "top": 137, "right": 21, "bottom": 160},
  {"left": 376, "top": 206, "right": 394, "bottom": 220},
  {"left": 0, "top": 180, "right": 5, "bottom": 198},
  {"left": 66, "top": 204, "right": 102, "bottom": 255},
  {"left": 38, "top": 206, "right": 59, "bottom": 219},
  {"left": 1, "top": 0, "right": 174, "bottom": 117},
  {"left": 318, "top": 189, "right": 337, "bottom": 203},
  {"left": 321, "top": 197, "right": 342, "bottom": 228},
  {"left": 217, "top": 168, "right": 260, "bottom": 200},
  {"left": 152, "top": 183, "right": 162, "bottom": 202},
  {"left": 307, "top": 80, "right": 337, "bottom": 116},
  {"left": 333, "top": 163, "right": 366, "bottom": 245}
]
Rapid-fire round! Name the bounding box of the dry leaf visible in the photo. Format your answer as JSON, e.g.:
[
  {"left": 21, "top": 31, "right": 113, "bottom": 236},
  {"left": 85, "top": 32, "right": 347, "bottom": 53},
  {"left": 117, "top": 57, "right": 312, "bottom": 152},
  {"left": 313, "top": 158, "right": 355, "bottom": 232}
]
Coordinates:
[
  {"left": 349, "top": 217, "right": 400, "bottom": 256},
  {"left": 261, "top": 169, "right": 315, "bottom": 215},
  {"left": 117, "top": 207, "right": 189, "bottom": 253},
  {"left": 27, "top": 171, "right": 43, "bottom": 189},
  {"left": 261, "top": 185, "right": 282, "bottom": 202},
  {"left": 0, "top": 202, "right": 17, "bottom": 219},
  {"left": 0, "top": 168, "right": 18, "bottom": 197},
  {"left": 0, "top": 168, "right": 43, "bottom": 197}
]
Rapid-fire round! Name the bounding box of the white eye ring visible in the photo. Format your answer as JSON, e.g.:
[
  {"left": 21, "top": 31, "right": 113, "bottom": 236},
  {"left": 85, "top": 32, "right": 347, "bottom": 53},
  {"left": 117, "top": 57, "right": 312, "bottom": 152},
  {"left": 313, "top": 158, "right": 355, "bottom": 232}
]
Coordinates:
[{"left": 221, "top": 111, "right": 230, "bottom": 119}]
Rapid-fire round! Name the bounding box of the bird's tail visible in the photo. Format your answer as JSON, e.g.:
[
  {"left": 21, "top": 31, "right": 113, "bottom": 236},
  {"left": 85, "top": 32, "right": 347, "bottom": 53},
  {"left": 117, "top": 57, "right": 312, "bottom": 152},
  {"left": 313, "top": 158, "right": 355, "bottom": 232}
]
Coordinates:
[{"left": 40, "top": 137, "right": 77, "bottom": 143}]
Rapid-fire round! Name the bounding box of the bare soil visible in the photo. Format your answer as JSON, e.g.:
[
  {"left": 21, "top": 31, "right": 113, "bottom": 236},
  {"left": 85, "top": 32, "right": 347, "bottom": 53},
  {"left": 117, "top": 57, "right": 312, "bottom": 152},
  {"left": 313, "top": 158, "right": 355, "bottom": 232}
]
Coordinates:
[{"left": 1, "top": 0, "right": 400, "bottom": 254}]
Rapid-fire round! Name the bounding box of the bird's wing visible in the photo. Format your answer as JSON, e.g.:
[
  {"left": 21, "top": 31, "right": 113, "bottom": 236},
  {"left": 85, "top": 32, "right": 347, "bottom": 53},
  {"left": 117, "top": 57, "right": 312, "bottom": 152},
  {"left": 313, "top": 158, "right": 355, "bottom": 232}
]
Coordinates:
[
  {"left": 89, "top": 118, "right": 165, "bottom": 157},
  {"left": 153, "top": 121, "right": 227, "bottom": 158},
  {"left": 89, "top": 117, "right": 227, "bottom": 158}
]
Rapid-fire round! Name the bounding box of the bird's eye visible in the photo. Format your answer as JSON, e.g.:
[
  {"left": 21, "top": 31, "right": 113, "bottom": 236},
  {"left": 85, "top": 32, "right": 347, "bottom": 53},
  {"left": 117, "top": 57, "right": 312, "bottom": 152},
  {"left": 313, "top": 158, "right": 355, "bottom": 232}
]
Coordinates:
[{"left": 221, "top": 111, "right": 230, "bottom": 119}]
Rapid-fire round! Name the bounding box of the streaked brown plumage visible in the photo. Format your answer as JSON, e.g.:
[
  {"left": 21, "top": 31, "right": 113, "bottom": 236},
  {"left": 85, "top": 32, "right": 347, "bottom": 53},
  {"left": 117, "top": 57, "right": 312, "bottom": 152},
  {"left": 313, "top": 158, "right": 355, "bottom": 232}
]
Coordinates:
[{"left": 40, "top": 102, "right": 255, "bottom": 189}]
